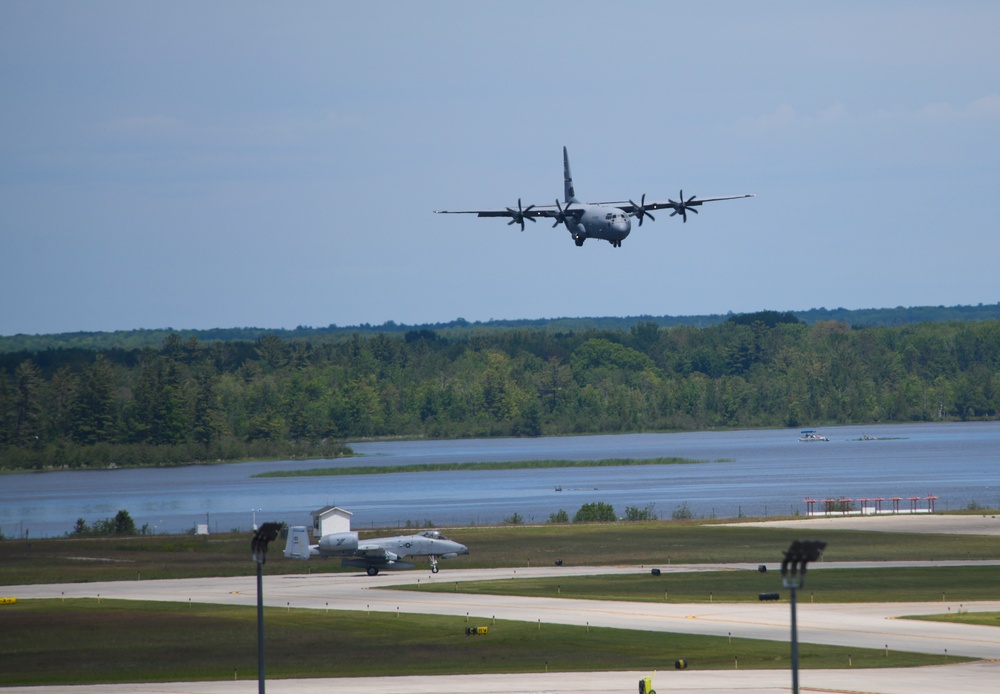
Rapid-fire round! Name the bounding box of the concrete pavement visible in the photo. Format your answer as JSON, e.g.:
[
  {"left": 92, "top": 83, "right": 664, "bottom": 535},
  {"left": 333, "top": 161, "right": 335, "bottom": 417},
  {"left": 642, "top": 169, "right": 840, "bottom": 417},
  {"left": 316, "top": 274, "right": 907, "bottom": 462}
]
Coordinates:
[{"left": 7, "top": 513, "right": 1000, "bottom": 693}]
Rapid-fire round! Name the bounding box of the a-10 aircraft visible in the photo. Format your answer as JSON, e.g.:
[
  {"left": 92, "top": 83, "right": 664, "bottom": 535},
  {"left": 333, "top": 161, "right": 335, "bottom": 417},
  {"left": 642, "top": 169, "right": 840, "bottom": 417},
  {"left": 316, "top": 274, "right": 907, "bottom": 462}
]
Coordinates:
[
  {"left": 435, "top": 146, "right": 754, "bottom": 247},
  {"left": 284, "top": 526, "right": 469, "bottom": 576}
]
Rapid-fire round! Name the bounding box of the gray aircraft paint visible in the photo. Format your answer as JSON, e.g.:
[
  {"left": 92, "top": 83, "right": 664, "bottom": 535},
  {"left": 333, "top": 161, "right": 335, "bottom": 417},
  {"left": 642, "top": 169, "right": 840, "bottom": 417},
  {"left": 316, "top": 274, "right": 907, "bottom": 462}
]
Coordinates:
[
  {"left": 436, "top": 147, "right": 754, "bottom": 248},
  {"left": 285, "top": 527, "right": 469, "bottom": 576}
]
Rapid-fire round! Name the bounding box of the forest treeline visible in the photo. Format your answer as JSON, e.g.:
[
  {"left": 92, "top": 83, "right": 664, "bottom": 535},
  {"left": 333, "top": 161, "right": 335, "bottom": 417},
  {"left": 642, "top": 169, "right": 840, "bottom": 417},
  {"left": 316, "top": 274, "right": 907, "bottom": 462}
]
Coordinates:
[
  {"left": 2, "top": 302, "right": 998, "bottom": 354},
  {"left": 1, "top": 312, "right": 998, "bottom": 471}
]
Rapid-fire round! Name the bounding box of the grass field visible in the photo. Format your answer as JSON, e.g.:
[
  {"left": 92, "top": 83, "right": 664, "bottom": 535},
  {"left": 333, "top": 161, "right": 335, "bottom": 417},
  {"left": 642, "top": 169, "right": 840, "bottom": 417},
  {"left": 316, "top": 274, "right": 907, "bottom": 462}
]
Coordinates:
[
  {"left": 404, "top": 565, "right": 1000, "bottom": 603},
  {"left": 0, "top": 598, "right": 964, "bottom": 687},
  {"left": 4, "top": 520, "right": 1000, "bottom": 585},
  {"left": 903, "top": 611, "right": 1000, "bottom": 627},
  {"left": 2, "top": 518, "right": 997, "bottom": 685}
]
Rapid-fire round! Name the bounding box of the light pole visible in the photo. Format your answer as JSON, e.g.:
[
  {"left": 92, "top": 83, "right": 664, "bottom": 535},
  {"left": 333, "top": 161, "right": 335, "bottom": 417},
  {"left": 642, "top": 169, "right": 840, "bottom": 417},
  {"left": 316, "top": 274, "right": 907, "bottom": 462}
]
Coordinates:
[
  {"left": 251, "top": 522, "right": 282, "bottom": 694},
  {"left": 781, "top": 540, "right": 827, "bottom": 694}
]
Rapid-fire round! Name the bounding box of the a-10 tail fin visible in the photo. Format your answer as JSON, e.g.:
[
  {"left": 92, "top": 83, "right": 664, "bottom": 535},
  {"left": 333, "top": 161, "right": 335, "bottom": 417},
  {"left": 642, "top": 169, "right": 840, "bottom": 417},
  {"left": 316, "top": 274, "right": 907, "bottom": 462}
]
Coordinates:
[{"left": 284, "top": 525, "right": 313, "bottom": 560}]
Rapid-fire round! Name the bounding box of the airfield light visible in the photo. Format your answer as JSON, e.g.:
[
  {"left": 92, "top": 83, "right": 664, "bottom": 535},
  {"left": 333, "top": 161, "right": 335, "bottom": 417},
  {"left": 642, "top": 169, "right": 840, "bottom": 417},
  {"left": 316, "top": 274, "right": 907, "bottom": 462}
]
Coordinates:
[
  {"left": 780, "top": 540, "right": 827, "bottom": 694},
  {"left": 251, "top": 522, "right": 282, "bottom": 694}
]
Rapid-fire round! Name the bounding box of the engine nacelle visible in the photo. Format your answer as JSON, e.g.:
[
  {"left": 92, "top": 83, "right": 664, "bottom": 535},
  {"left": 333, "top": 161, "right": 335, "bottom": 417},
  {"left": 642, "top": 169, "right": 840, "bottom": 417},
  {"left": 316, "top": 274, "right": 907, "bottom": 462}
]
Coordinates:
[{"left": 317, "top": 531, "right": 359, "bottom": 556}]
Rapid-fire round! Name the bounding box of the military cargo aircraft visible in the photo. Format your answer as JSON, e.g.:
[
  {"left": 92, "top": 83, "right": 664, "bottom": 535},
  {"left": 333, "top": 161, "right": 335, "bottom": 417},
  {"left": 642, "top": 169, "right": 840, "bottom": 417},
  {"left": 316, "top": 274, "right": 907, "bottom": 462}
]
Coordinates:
[
  {"left": 435, "top": 146, "right": 754, "bottom": 247},
  {"left": 284, "top": 526, "right": 469, "bottom": 576}
]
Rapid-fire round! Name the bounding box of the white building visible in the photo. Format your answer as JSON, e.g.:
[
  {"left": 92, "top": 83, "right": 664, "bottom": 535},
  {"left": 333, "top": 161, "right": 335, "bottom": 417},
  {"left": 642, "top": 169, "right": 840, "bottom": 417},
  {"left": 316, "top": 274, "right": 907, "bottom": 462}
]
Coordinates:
[{"left": 310, "top": 505, "right": 352, "bottom": 537}]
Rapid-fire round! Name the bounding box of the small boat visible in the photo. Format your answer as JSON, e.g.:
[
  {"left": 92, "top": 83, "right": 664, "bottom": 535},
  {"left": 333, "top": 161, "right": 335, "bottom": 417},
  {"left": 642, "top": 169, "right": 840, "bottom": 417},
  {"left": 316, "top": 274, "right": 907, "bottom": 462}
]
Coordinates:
[{"left": 799, "top": 429, "right": 829, "bottom": 442}]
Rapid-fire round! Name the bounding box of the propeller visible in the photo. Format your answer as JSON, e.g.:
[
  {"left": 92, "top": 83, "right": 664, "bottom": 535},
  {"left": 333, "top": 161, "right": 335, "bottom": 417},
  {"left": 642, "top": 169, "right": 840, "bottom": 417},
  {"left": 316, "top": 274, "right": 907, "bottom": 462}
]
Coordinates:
[
  {"left": 552, "top": 199, "right": 574, "bottom": 227},
  {"left": 628, "top": 193, "right": 656, "bottom": 226},
  {"left": 506, "top": 198, "right": 536, "bottom": 231},
  {"left": 668, "top": 190, "right": 699, "bottom": 223}
]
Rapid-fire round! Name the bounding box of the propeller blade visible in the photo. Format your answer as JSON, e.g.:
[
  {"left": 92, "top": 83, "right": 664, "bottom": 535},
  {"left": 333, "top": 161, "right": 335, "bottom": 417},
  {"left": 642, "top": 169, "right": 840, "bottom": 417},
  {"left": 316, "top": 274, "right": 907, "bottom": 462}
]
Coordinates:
[
  {"left": 668, "top": 190, "right": 698, "bottom": 223},
  {"left": 507, "top": 198, "right": 537, "bottom": 231},
  {"left": 640, "top": 193, "right": 654, "bottom": 223},
  {"left": 628, "top": 193, "right": 655, "bottom": 226},
  {"left": 553, "top": 199, "right": 573, "bottom": 227}
]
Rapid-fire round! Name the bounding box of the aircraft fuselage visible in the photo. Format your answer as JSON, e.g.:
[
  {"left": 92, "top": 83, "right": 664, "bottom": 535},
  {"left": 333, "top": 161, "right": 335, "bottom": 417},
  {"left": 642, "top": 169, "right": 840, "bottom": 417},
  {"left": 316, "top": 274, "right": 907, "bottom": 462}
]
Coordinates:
[{"left": 564, "top": 204, "right": 631, "bottom": 247}]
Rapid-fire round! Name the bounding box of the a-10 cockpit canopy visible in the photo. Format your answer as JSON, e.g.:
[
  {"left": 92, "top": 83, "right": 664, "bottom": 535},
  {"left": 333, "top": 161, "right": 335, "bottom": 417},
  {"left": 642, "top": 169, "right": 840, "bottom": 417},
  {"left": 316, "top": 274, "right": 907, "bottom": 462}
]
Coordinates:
[{"left": 418, "top": 530, "right": 447, "bottom": 540}]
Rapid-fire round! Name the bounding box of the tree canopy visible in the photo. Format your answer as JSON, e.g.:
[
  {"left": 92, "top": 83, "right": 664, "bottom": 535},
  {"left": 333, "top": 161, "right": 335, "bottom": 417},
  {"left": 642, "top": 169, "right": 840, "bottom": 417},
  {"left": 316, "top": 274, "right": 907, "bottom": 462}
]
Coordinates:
[{"left": 1, "top": 316, "right": 999, "bottom": 470}]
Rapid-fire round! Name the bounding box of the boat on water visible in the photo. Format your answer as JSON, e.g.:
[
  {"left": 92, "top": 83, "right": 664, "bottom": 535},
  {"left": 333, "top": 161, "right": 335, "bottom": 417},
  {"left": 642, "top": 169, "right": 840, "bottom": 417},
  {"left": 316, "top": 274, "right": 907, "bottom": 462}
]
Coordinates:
[{"left": 799, "top": 429, "right": 829, "bottom": 442}]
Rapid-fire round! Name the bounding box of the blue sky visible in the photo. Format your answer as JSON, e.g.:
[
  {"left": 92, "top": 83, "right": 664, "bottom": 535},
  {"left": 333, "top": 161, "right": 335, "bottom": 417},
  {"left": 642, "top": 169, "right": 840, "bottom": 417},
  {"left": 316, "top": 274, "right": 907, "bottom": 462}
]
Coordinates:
[{"left": 2, "top": 2, "right": 998, "bottom": 335}]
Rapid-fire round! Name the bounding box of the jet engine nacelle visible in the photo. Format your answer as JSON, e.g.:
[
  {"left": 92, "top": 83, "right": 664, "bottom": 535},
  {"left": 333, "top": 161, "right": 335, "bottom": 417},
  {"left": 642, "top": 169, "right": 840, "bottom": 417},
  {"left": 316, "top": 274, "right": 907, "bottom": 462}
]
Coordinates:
[{"left": 317, "top": 531, "right": 360, "bottom": 556}]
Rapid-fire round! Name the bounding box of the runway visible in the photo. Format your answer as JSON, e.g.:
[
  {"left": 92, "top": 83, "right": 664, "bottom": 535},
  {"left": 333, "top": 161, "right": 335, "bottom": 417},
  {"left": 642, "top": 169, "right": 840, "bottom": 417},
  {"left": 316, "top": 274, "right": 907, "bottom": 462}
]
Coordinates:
[{"left": 7, "top": 515, "right": 1000, "bottom": 693}]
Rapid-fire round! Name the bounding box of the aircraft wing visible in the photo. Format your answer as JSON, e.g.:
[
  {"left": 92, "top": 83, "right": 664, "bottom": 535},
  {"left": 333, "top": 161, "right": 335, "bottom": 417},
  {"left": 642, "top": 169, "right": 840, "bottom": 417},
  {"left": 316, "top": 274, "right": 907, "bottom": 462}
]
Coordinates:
[
  {"left": 356, "top": 543, "right": 393, "bottom": 561},
  {"left": 600, "top": 194, "right": 755, "bottom": 215},
  {"left": 434, "top": 204, "right": 561, "bottom": 219}
]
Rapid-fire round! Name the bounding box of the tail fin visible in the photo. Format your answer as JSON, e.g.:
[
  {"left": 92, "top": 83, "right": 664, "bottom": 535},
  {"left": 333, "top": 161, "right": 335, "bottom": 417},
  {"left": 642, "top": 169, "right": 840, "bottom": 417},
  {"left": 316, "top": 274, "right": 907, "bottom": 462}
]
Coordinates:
[
  {"left": 563, "top": 146, "right": 578, "bottom": 203},
  {"left": 284, "top": 525, "right": 312, "bottom": 560}
]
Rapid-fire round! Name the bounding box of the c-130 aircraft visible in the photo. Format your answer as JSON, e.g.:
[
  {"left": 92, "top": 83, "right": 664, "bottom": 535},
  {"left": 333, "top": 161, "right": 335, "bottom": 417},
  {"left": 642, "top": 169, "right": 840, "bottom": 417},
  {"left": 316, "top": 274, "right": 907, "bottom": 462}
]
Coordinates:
[{"left": 436, "top": 147, "right": 754, "bottom": 248}]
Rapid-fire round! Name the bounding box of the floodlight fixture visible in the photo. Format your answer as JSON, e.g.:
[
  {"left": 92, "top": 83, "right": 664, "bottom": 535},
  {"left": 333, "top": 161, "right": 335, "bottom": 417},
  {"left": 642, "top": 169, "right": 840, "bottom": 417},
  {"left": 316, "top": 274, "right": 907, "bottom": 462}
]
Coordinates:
[
  {"left": 251, "top": 521, "right": 283, "bottom": 694},
  {"left": 781, "top": 539, "right": 827, "bottom": 589},
  {"left": 251, "top": 521, "right": 282, "bottom": 564},
  {"left": 780, "top": 539, "right": 826, "bottom": 694}
]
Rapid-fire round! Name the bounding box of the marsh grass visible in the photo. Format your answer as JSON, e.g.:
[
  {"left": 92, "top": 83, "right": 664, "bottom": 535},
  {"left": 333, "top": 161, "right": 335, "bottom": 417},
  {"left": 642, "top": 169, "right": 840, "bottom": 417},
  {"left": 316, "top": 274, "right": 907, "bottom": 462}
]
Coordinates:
[{"left": 252, "top": 457, "right": 707, "bottom": 478}]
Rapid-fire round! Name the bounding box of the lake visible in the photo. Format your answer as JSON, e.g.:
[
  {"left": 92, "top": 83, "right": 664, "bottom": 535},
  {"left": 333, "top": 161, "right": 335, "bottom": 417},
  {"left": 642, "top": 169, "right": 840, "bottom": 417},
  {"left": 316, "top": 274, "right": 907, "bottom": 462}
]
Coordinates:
[{"left": 2, "top": 421, "right": 998, "bottom": 538}]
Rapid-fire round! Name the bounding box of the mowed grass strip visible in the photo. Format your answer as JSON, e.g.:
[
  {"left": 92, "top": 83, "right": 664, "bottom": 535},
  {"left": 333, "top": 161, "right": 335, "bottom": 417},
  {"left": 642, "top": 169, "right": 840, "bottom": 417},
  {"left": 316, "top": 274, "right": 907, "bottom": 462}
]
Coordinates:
[
  {"left": 406, "top": 565, "right": 1000, "bottom": 604},
  {"left": 253, "top": 457, "right": 709, "bottom": 478},
  {"left": 0, "top": 598, "right": 960, "bottom": 686},
  {"left": 4, "top": 522, "right": 1000, "bottom": 585},
  {"left": 903, "top": 611, "right": 1000, "bottom": 627}
]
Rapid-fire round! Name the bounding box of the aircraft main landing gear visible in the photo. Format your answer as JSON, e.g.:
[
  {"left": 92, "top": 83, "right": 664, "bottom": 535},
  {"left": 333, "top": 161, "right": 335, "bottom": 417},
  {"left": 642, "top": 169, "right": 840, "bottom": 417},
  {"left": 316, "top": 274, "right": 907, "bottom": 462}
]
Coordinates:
[{"left": 366, "top": 566, "right": 379, "bottom": 576}]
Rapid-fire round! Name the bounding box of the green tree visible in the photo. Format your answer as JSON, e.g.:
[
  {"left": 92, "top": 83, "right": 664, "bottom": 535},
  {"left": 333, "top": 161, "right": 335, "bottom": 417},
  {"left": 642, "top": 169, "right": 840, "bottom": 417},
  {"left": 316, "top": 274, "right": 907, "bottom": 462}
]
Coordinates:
[
  {"left": 548, "top": 509, "right": 569, "bottom": 523},
  {"left": 573, "top": 501, "right": 616, "bottom": 523},
  {"left": 113, "top": 509, "right": 137, "bottom": 535},
  {"left": 11, "top": 360, "right": 43, "bottom": 445},
  {"left": 625, "top": 503, "right": 658, "bottom": 521},
  {"left": 70, "top": 355, "right": 117, "bottom": 444}
]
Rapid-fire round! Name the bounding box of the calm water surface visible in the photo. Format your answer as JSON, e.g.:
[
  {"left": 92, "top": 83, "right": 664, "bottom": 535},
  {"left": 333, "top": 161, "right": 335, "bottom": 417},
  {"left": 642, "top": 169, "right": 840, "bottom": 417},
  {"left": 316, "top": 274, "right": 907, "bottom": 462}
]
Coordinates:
[{"left": 2, "top": 421, "right": 998, "bottom": 537}]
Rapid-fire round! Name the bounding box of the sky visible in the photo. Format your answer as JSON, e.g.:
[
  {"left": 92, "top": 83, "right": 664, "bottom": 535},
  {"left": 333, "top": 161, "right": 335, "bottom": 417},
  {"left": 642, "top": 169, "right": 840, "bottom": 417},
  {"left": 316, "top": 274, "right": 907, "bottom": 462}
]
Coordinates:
[{"left": 2, "top": 2, "right": 999, "bottom": 336}]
